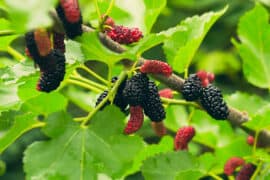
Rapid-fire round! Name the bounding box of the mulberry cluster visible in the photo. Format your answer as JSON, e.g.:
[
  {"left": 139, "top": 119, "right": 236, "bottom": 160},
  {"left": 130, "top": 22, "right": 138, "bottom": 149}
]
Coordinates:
[
  {"left": 224, "top": 157, "right": 245, "bottom": 176},
  {"left": 124, "top": 106, "right": 144, "bottom": 134},
  {"left": 200, "top": 84, "right": 229, "bottom": 120},
  {"left": 236, "top": 164, "right": 256, "bottom": 180},
  {"left": 182, "top": 71, "right": 229, "bottom": 120},
  {"left": 25, "top": 29, "right": 66, "bottom": 93},
  {"left": 106, "top": 25, "right": 143, "bottom": 44},
  {"left": 140, "top": 60, "right": 172, "bottom": 77},
  {"left": 174, "top": 126, "right": 195, "bottom": 150},
  {"left": 56, "top": 0, "right": 82, "bottom": 39}
]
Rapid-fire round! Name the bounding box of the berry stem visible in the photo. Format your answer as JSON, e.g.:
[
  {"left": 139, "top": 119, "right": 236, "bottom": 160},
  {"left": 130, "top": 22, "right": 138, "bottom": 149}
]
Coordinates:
[
  {"left": 187, "top": 108, "right": 195, "bottom": 125},
  {"left": 184, "top": 68, "right": 188, "bottom": 79},
  {"left": 66, "top": 79, "right": 102, "bottom": 93},
  {"left": 0, "top": 30, "right": 15, "bottom": 37},
  {"left": 161, "top": 97, "right": 202, "bottom": 109},
  {"left": 81, "top": 71, "right": 127, "bottom": 127},
  {"left": 250, "top": 161, "right": 262, "bottom": 180},
  {"left": 7, "top": 46, "right": 25, "bottom": 61},
  {"left": 79, "top": 64, "right": 109, "bottom": 85},
  {"left": 70, "top": 71, "right": 107, "bottom": 90},
  {"left": 107, "top": 63, "right": 113, "bottom": 87},
  {"left": 105, "top": 0, "right": 115, "bottom": 17},
  {"left": 94, "top": 0, "right": 102, "bottom": 23},
  {"left": 252, "top": 130, "right": 259, "bottom": 154}
]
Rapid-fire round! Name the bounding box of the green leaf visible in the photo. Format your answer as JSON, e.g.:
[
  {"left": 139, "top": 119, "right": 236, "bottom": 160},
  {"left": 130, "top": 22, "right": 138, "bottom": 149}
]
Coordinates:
[
  {"left": 65, "top": 40, "right": 85, "bottom": 64},
  {"left": 225, "top": 92, "right": 268, "bottom": 116},
  {"left": 24, "top": 107, "right": 145, "bottom": 179},
  {"left": 0, "top": 82, "right": 20, "bottom": 113},
  {"left": 0, "top": 113, "right": 44, "bottom": 154},
  {"left": 143, "top": 0, "right": 167, "bottom": 33},
  {"left": 175, "top": 170, "right": 203, "bottom": 180},
  {"left": 78, "top": 32, "right": 123, "bottom": 65},
  {"left": 163, "top": 6, "right": 227, "bottom": 73},
  {"left": 233, "top": 4, "right": 270, "bottom": 88},
  {"left": 4, "top": 0, "right": 56, "bottom": 32},
  {"left": 0, "top": 35, "right": 18, "bottom": 51},
  {"left": 141, "top": 151, "right": 198, "bottom": 180},
  {"left": 125, "top": 136, "right": 173, "bottom": 176},
  {"left": 244, "top": 106, "right": 270, "bottom": 131}
]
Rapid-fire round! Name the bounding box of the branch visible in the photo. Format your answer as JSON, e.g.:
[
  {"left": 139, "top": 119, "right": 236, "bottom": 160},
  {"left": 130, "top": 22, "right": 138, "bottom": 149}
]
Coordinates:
[{"left": 50, "top": 9, "right": 270, "bottom": 147}]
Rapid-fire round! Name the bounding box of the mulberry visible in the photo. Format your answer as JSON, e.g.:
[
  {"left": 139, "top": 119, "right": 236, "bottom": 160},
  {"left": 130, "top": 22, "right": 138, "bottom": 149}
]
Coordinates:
[
  {"left": 224, "top": 157, "right": 245, "bottom": 176},
  {"left": 106, "top": 25, "right": 143, "bottom": 44},
  {"left": 34, "top": 29, "right": 51, "bottom": 57},
  {"left": 247, "top": 136, "right": 254, "bottom": 146},
  {"left": 53, "top": 32, "right": 66, "bottom": 53},
  {"left": 196, "top": 70, "right": 215, "bottom": 87},
  {"left": 158, "top": 88, "right": 173, "bottom": 99},
  {"left": 25, "top": 47, "right": 32, "bottom": 59},
  {"left": 151, "top": 121, "right": 167, "bottom": 137},
  {"left": 140, "top": 60, "right": 172, "bottom": 77},
  {"left": 236, "top": 163, "right": 256, "bottom": 180},
  {"left": 112, "top": 77, "right": 128, "bottom": 113},
  {"left": 124, "top": 106, "right": 144, "bottom": 134},
  {"left": 182, "top": 74, "right": 203, "bottom": 101},
  {"left": 174, "top": 126, "right": 195, "bottom": 150},
  {"left": 142, "top": 80, "right": 165, "bottom": 122},
  {"left": 95, "top": 90, "right": 110, "bottom": 110},
  {"left": 56, "top": 0, "right": 82, "bottom": 39},
  {"left": 25, "top": 31, "right": 41, "bottom": 61},
  {"left": 36, "top": 49, "right": 66, "bottom": 92},
  {"left": 200, "top": 84, "right": 229, "bottom": 120},
  {"left": 123, "top": 73, "right": 149, "bottom": 106}
]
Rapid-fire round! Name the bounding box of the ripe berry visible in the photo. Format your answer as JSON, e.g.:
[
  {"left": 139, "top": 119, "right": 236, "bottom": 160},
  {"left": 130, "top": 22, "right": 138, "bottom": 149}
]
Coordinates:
[
  {"left": 25, "top": 31, "right": 42, "bottom": 62},
  {"left": 25, "top": 47, "right": 32, "bottom": 59},
  {"left": 200, "top": 84, "right": 229, "bottom": 120},
  {"left": 106, "top": 25, "right": 143, "bottom": 44},
  {"left": 158, "top": 88, "right": 173, "bottom": 99},
  {"left": 140, "top": 60, "right": 172, "bottom": 77},
  {"left": 124, "top": 106, "right": 144, "bottom": 134},
  {"left": 95, "top": 90, "right": 110, "bottom": 110},
  {"left": 123, "top": 73, "right": 149, "bottom": 106},
  {"left": 53, "top": 32, "right": 66, "bottom": 53},
  {"left": 247, "top": 135, "right": 254, "bottom": 146},
  {"left": 174, "top": 126, "right": 195, "bottom": 151},
  {"left": 142, "top": 80, "right": 166, "bottom": 122},
  {"left": 236, "top": 163, "right": 256, "bottom": 180},
  {"left": 151, "top": 121, "right": 167, "bottom": 137},
  {"left": 182, "top": 74, "right": 203, "bottom": 101},
  {"left": 37, "top": 49, "right": 66, "bottom": 92},
  {"left": 224, "top": 157, "right": 245, "bottom": 176},
  {"left": 102, "top": 15, "right": 115, "bottom": 30},
  {"left": 56, "top": 0, "right": 82, "bottom": 39}
]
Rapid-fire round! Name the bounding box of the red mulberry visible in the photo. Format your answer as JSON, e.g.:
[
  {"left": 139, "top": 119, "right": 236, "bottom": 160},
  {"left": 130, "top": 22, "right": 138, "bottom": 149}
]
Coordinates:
[
  {"left": 124, "top": 106, "right": 144, "bottom": 134},
  {"left": 247, "top": 136, "right": 254, "bottom": 146},
  {"left": 182, "top": 74, "right": 203, "bottom": 101},
  {"left": 151, "top": 121, "right": 167, "bottom": 137},
  {"left": 53, "top": 32, "right": 66, "bottom": 53},
  {"left": 56, "top": 0, "right": 82, "bottom": 39},
  {"left": 174, "top": 126, "right": 195, "bottom": 151},
  {"left": 123, "top": 73, "right": 149, "bottom": 106},
  {"left": 224, "top": 157, "right": 245, "bottom": 176},
  {"left": 34, "top": 29, "right": 51, "bottom": 57},
  {"left": 158, "top": 88, "right": 173, "bottom": 99},
  {"left": 236, "top": 163, "right": 256, "bottom": 180},
  {"left": 200, "top": 84, "right": 229, "bottom": 120},
  {"left": 37, "top": 49, "right": 66, "bottom": 92},
  {"left": 140, "top": 60, "right": 172, "bottom": 77},
  {"left": 106, "top": 25, "right": 143, "bottom": 44},
  {"left": 142, "top": 80, "right": 166, "bottom": 122}
]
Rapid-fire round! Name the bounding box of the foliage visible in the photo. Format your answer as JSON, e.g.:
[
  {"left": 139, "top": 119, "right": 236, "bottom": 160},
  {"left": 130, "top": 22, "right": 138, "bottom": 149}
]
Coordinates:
[{"left": 0, "top": 0, "right": 270, "bottom": 179}]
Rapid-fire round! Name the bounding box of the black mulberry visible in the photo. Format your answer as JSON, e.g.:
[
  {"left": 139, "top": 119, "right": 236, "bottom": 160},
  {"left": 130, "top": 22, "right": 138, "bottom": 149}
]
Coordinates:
[
  {"left": 236, "top": 163, "right": 256, "bottom": 180},
  {"left": 95, "top": 90, "right": 110, "bottom": 110},
  {"left": 25, "top": 31, "right": 40, "bottom": 62},
  {"left": 200, "top": 84, "right": 229, "bottom": 120},
  {"left": 182, "top": 74, "right": 202, "bottom": 101},
  {"left": 142, "top": 80, "right": 165, "bottom": 122},
  {"left": 123, "top": 73, "right": 149, "bottom": 106}
]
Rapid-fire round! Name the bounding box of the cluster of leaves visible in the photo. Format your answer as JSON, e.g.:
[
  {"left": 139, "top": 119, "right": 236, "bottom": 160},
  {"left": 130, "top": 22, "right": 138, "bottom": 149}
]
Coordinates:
[{"left": 0, "top": 0, "right": 270, "bottom": 179}]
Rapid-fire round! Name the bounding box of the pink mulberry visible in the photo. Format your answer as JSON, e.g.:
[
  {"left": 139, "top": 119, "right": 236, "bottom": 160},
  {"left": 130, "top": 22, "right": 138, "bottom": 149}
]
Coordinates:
[
  {"left": 124, "top": 106, "right": 144, "bottom": 134},
  {"left": 174, "top": 126, "right": 195, "bottom": 150},
  {"left": 140, "top": 60, "right": 172, "bottom": 77},
  {"left": 224, "top": 157, "right": 245, "bottom": 176}
]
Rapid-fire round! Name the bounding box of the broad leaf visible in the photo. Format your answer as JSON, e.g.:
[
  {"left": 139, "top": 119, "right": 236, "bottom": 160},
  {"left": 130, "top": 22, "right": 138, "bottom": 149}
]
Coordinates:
[
  {"left": 163, "top": 6, "right": 227, "bottom": 73},
  {"left": 244, "top": 106, "right": 270, "bottom": 131},
  {"left": 0, "top": 113, "right": 44, "bottom": 154},
  {"left": 141, "top": 151, "right": 198, "bottom": 180},
  {"left": 24, "top": 107, "right": 145, "bottom": 179},
  {"left": 233, "top": 4, "right": 270, "bottom": 88}
]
